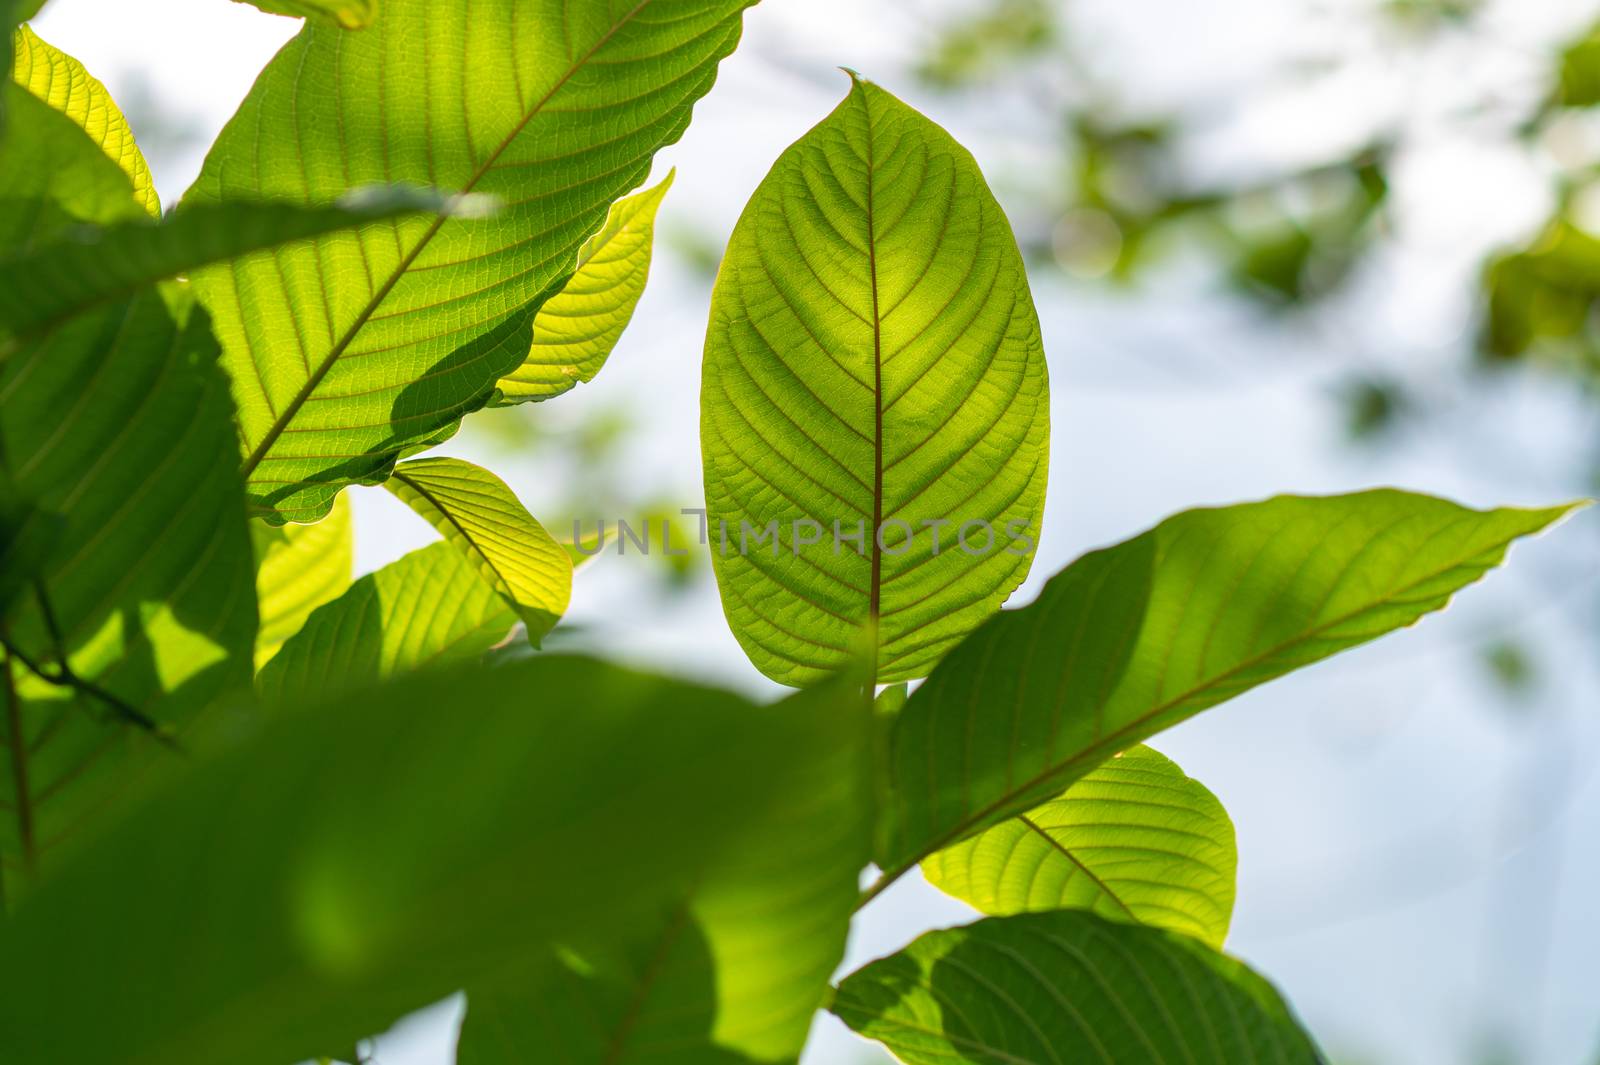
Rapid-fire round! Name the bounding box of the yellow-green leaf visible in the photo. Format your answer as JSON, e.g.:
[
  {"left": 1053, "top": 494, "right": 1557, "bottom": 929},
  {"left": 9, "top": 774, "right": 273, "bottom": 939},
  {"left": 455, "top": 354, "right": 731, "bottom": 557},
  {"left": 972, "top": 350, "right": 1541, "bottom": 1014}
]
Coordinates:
[
  {"left": 256, "top": 541, "right": 516, "bottom": 704},
  {"left": 922, "top": 745, "right": 1237, "bottom": 948},
  {"left": 11, "top": 25, "right": 157, "bottom": 216},
  {"left": 701, "top": 76, "right": 1050, "bottom": 688},
  {"left": 385, "top": 457, "right": 571, "bottom": 646},
  {"left": 251, "top": 493, "right": 353, "bottom": 670},
  {"left": 188, "top": 0, "right": 757, "bottom": 524},
  {"left": 494, "top": 173, "right": 672, "bottom": 405}
]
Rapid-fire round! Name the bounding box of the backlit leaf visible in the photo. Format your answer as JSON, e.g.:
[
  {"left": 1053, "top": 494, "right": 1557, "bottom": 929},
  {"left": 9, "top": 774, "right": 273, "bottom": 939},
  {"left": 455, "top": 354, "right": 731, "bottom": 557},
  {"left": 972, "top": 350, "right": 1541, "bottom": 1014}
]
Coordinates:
[
  {"left": 0, "top": 283, "right": 256, "bottom": 899},
  {"left": 701, "top": 76, "right": 1049, "bottom": 687},
  {"left": 0, "top": 77, "right": 255, "bottom": 899},
  {"left": 0, "top": 86, "right": 143, "bottom": 242},
  {"left": 11, "top": 25, "right": 157, "bottom": 215},
  {"left": 256, "top": 541, "right": 515, "bottom": 704},
  {"left": 251, "top": 493, "right": 353, "bottom": 670},
  {"left": 0, "top": 656, "right": 866, "bottom": 1065},
  {"left": 233, "top": 0, "right": 377, "bottom": 29},
  {"left": 879, "top": 490, "right": 1578, "bottom": 876},
  {"left": 832, "top": 910, "right": 1321, "bottom": 1064},
  {"left": 458, "top": 679, "right": 871, "bottom": 1065},
  {"left": 385, "top": 457, "right": 570, "bottom": 646},
  {"left": 922, "top": 744, "right": 1236, "bottom": 948},
  {"left": 495, "top": 172, "right": 672, "bottom": 404},
  {"left": 0, "top": 189, "right": 457, "bottom": 353},
  {"left": 187, "top": 0, "right": 758, "bottom": 524}
]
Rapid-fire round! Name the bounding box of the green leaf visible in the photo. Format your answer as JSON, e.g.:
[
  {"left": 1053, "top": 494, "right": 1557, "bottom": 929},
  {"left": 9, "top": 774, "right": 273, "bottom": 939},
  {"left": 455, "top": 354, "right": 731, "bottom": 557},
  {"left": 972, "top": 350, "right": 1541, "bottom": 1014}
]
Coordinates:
[
  {"left": 922, "top": 745, "right": 1236, "bottom": 948},
  {"left": 251, "top": 493, "right": 353, "bottom": 670},
  {"left": 256, "top": 541, "right": 515, "bottom": 704},
  {"left": 493, "top": 172, "right": 671, "bottom": 405},
  {"left": 0, "top": 483, "right": 60, "bottom": 617},
  {"left": 0, "top": 86, "right": 144, "bottom": 245},
  {"left": 701, "top": 75, "right": 1050, "bottom": 687},
  {"left": 11, "top": 25, "right": 157, "bottom": 215},
  {"left": 878, "top": 490, "right": 1579, "bottom": 877},
  {"left": 385, "top": 457, "right": 571, "bottom": 645},
  {"left": 831, "top": 910, "right": 1321, "bottom": 1064},
  {"left": 457, "top": 681, "right": 872, "bottom": 1064},
  {"left": 187, "top": 0, "right": 757, "bottom": 524},
  {"left": 232, "top": 0, "right": 377, "bottom": 28},
  {"left": 0, "top": 284, "right": 257, "bottom": 898},
  {"left": 0, "top": 655, "right": 868, "bottom": 1065},
  {"left": 0, "top": 189, "right": 458, "bottom": 352}
]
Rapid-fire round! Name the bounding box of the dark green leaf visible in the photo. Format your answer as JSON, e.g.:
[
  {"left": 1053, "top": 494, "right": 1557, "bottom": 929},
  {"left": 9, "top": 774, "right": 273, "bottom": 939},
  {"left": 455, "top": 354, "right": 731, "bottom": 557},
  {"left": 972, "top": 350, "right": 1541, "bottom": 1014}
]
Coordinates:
[
  {"left": 1, "top": 284, "right": 256, "bottom": 898},
  {"left": 0, "top": 656, "right": 867, "bottom": 1065},
  {"left": 0, "top": 189, "right": 457, "bottom": 352},
  {"left": 457, "top": 682, "right": 871, "bottom": 1064},
  {"left": 832, "top": 910, "right": 1321, "bottom": 1064}
]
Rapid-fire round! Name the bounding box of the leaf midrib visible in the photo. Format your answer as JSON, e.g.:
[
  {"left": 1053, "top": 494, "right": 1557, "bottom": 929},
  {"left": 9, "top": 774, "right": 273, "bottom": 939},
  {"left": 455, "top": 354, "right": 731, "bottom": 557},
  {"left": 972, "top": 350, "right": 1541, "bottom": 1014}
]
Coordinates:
[
  {"left": 237, "top": 0, "right": 657, "bottom": 480},
  {"left": 1018, "top": 812, "right": 1138, "bottom": 922},
  {"left": 858, "top": 83, "right": 886, "bottom": 649},
  {"left": 390, "top": 468, "right": 523, "bottom": 609}
]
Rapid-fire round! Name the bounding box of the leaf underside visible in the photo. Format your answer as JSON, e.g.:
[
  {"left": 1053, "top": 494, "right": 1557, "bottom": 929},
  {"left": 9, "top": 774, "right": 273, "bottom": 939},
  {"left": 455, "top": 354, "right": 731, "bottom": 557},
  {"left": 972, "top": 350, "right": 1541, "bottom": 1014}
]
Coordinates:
[
  {"left": 922, "top": 744, "right": 1237, "bottom": 949},
  {"left": 256, "top": 541, "right": 515, "bottom": 705},
  {"left": 702, "top": 76, "right": 1049, "bottom": 687},
  {"left": 385, "top": 456, "right": 571, "bottom": 646},
  {"left": 252, "top": 492, "right": 353, "bottom": 670},
  {"left": 880, "top": 490, "right": 1577, "bottom": 873},
  {"left": 495, "top": 172, "right": 672, "bottom": 404},
  {"left": 188, "top": 0, "right": 757, "bottom": 524},
  {"left": 832, "top": 910, "right": 1322, "bottom": 1064}
]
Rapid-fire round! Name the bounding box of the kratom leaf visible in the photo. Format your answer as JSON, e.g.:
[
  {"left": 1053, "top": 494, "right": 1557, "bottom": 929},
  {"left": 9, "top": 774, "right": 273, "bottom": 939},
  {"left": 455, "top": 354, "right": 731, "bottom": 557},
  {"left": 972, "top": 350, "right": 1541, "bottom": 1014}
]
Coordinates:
[
  {"left": 0, "top": 1, "right": 49, "bottom": 128},
  {"left": 386, "top": 457, "right": 571, "bottom": 645},
  {"left": 0, "top": 189, "right": 456, "bottom": 352},
  {"left": 187, "top": 0, "right": 757, "bottom": 524},
  {"left": 11, "top": 25, "right": 157, "bottom": 215},
  {"left": 877, "top": 490, "right": 1578, "bottom": 878},
  {"left": 232, "top": 0, "right": 377, "bottom": 29},
  {"left": 494, "top": 172, "right": 672, "bottom": 405},
  {"left": 0, "top": 86, "right": 143, "bottom": 245},
  {"left": 458, "top": 681, "right": 872, "bottom": 1065},
  {"left": 831, "top": 910, "right": 1321, "bottom": 1064},
  {"left": 0, "top": 284, "right": 257, "bottom": 899},
  {"left": 922, "top": 745, "right": 1236, "bottom": 948},
  {"left": 251, "top": 493, "right": 353, "bottom": 670},
  {"left": 256, "top": 541, "right": 515, "bottom": 704},
  {"left": 701, "top": 75, "right": 1049, "bottom": 687},
  {"left": 0, "top": 656, "right": 866, "bottom": 1065},
  {"left": 0, "top": 482, "right": 59, "bottom": 617},
  {"left": 0, "top": 56, "right": 255, "bottom": 898}
]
